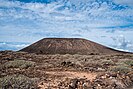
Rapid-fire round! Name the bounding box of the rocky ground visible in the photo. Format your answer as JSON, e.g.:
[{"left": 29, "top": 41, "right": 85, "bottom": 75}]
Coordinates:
[{"left": 0, "top": 51, "right": 133, "bottom": 89}]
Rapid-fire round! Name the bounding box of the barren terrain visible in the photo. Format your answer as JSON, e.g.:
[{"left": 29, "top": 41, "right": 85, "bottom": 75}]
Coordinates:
[{"left": 0, "top": 51, "right": 133, "bottom": 89}]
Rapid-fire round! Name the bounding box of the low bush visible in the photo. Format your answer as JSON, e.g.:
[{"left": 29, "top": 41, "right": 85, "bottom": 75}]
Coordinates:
[
  {"left": 4, "top": 59, "right": 35, "bottom": 69},
  {"left": 0, "top": 75, "right": 38, "bottom": 89},
  {"left": 101, "top": 60, "right": 114, "bottom": 65},
  {"left": 110, "top": 65, "right": 132, "bottom": 73},
  {"left": 124, "top": 60, "right": 133, "bottom": 67}
]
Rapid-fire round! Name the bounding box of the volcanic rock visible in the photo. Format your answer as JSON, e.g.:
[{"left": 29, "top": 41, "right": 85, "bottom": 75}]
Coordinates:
[{"left": 20, "top": 38, "right": 125, "bottom": 55}]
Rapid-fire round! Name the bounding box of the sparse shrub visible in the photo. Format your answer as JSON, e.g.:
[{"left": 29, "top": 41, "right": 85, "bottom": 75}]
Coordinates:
[
  {"left": 3, "top": 59, "right": 35, "bottom": 69},
  {"left": 101, "top": 60, "right": 114, "bottom": 66},
  {"left": 110, "top": 65, "right": 132, "bottom": 73},
  {"left": 124, "top": 60, "right": 133, "bottom": 67},
  {"left": 63, "top": 54, "right": 72, "bottom": 59},
  {"left": 0, "top": 75, "right": 38, "bottom": 89},
  {"left": 73, "top": 54, "right": 81, "bottom": 59}
]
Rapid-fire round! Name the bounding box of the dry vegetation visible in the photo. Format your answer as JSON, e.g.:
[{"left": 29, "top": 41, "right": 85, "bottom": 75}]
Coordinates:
[
  {"left": 0, "top": 51, "right": 133, "bottom": 89},
  {"left": 0, "top": 74, "right": 38, "bottom": 89},
  {"left": 2, "top": 59, "right": 35, "bottom": 69}
]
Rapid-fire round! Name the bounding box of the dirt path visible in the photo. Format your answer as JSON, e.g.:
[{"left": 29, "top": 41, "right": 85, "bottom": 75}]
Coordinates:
[
  {"left": 38, "top": 71, "right": 97, "bottom": 89},
  {"left": 45, "top": 71, "right": 96, "bottom": 81}
]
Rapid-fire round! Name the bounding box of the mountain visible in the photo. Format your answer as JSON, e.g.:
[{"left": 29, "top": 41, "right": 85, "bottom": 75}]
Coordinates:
[{"left": 20, "top": 38, "right": 126, "bottom": 55}]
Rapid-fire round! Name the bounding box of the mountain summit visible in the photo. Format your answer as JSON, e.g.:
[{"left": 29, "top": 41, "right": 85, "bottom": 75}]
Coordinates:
[{"left": 20, "top": 38, "right": 125, "bottom": 55}]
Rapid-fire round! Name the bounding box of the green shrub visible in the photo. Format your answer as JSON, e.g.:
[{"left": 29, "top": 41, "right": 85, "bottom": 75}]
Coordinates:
[
  {"left": 4, "top": 59, "right": 35, "bottom": 69},
  {"left": 124, "top": 60, "right": 133, "bottom": 67},
  {"left": 110, "top": 65, "right": 132, "bottom": 73},
  {"left": 101, "top": 60, "right": 114, "bottom": 65},
  {"left": 0, "top": 75, "right": 38, "bottom": 89}
]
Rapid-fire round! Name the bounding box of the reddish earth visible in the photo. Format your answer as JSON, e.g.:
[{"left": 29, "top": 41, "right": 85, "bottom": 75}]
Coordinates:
[
  {"left": 45, "top": 71, "right": 96, "bottom": 81},
  {"left": 38, "top": 71, "right": 97, "bottom": 89},
  {"left": 20, "top": 38, "right": 126, "bottom": 55}
]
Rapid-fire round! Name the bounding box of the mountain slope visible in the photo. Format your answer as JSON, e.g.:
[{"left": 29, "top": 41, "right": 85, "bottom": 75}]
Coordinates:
[{"left": 20, "top": 38, "right": 126, "bottom": 54}]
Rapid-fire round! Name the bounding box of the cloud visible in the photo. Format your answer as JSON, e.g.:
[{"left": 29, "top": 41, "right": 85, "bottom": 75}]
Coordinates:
[
  {"left": 0, "top": 0, "right": 133, "bottom": 52},
  {"left": 113, "top": 0, "right": 133, "bottom": 7},
  {"left": 111, "top": 35, "right": 133, "bottom": 52},
  {"left": 0, "top": 42, "right": 29, "bottom": 51}
]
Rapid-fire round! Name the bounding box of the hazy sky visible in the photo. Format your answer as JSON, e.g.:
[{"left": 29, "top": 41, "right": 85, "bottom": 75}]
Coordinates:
[{"left": 0, "top": 0, "right": 133, "bottom": 51}]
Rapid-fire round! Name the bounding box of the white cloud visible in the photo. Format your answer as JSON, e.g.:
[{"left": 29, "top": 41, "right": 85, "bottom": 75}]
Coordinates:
[
  {"left": 0, "top": 42, "right": 29, "bottom": 51},
  {"left": 113, "top": 0, "right": 133, "bottom": 7},
  {"left": 111, "top": 35, "right": 133, "bottom": 52},
  {"left": 0, "top": 0, "right": 133, "bottom": 52}
]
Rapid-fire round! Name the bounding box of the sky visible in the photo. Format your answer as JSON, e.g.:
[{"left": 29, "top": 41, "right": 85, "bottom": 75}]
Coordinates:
[{"left": 0, "top": 0, "right": 133, "bottom": 52}]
